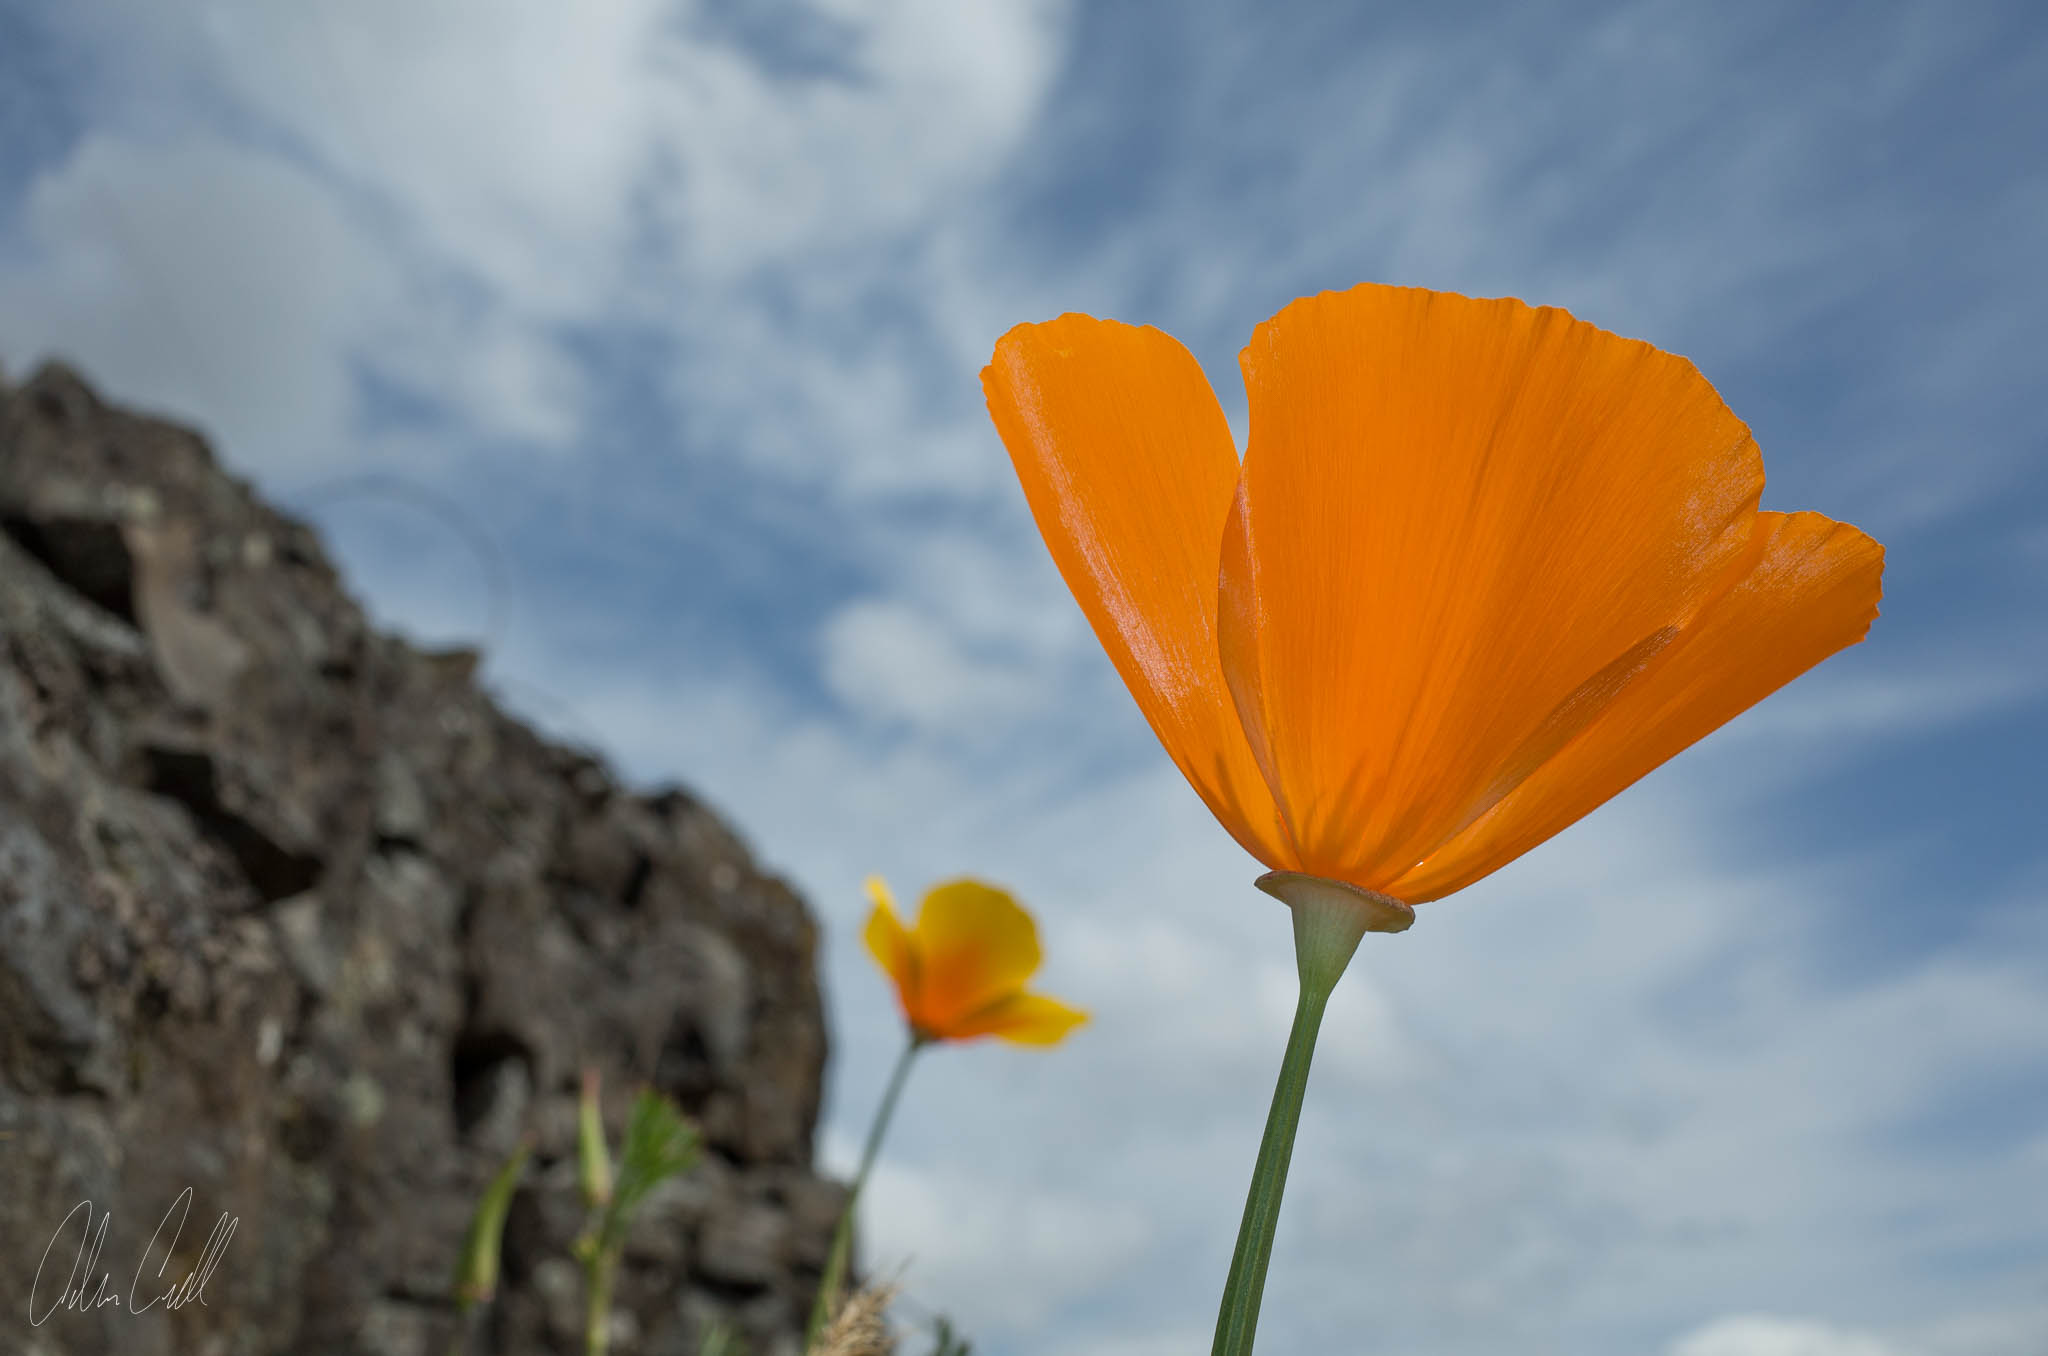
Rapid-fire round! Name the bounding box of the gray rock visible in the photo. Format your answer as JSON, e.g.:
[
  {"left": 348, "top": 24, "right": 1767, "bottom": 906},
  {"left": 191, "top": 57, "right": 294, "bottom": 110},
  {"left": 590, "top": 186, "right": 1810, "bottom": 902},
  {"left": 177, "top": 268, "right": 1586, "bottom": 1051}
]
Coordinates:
[
  {"left": 696, "top": 1200, "right": 791, "bottom": 1290},
  {"left": 0, "top": 364, "right": 839, "bottom": 1355}
]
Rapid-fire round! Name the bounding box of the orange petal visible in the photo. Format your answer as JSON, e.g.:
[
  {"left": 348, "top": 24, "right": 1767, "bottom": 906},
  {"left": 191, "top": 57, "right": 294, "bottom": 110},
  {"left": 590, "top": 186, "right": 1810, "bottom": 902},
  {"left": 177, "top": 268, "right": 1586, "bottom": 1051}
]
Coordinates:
[
  {"left": 910, "top": 878, "right": 1044, "bottom": 1031},
  {"left": 985, "top": 316, "right": 1295, "bottom": 871},
  {"left": 862, "top": 877, "right": 919, "bottom": 1018},
  {"left": 1390, "top": 511, "right": 1884, "bottom": 901},
  {"left": 941, "top": 990, "right": 1090, "bottom": 1046},
  {"left": 1219, "top": 284, "right": 1766, "bottom": 890}
]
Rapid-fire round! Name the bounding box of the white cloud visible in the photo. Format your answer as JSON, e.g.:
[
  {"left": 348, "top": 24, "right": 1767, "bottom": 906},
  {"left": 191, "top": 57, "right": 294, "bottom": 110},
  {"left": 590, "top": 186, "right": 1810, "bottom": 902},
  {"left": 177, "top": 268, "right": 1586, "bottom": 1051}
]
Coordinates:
[
  {"left": 863, "top": 1156, "right": 1153, "bottom": 1335},
  {"left": 0, "top": 135, "right": 394, "bottom": 471},
  {"left": 644, "top": 0, "right": 1069, "bottom": 275},
  {"left": 7, "top": 0, "right": 1072, "bottom": 494},
  {"left": 818, "top": 525, "right": 1090, "bottom": 735},
  {"left": 75, "top": 0, "right": 661, "bottom": 312},
  {"left": 1668, "top": 1315, "right": 1904, "bottom": 1356},
  {"left": 1058, "top": 1333, "right": 1212, "bottom": 1356},
  {"left": 1707, "top": 665, "right": 2042, "bottom": 748},
  {"left": 821, "top": 596, "right": 1043, "bottom": 734}
]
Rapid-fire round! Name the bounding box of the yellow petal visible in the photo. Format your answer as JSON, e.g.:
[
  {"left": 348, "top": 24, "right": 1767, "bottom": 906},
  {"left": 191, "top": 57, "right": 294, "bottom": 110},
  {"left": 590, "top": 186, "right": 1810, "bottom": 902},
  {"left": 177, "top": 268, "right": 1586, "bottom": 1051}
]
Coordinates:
[
  {"left": 1219, "top": 283, "right": 1765, "bottom": 890},
  {"left": 943, "top": 991, "right": 1090, "bottom": 1046},
  {"left": 1390, "top": 511, "right": 1884, "bottom": 901},
  {"left": 910, "top": 878, "right": 1043, "bottom": 1031},
  {"left": 984, "top": 316, "right": 1296, "bottom": 872},
  {"left": 862, "top": 876, "right": 919, "bottom": 1016}
]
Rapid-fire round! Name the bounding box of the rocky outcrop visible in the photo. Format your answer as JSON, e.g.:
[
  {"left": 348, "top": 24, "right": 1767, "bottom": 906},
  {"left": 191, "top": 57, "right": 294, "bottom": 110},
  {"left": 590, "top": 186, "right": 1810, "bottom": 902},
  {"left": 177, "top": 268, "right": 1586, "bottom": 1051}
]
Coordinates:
[{"left": 0, "top": 362, "right": 845, "bottom": 1355}]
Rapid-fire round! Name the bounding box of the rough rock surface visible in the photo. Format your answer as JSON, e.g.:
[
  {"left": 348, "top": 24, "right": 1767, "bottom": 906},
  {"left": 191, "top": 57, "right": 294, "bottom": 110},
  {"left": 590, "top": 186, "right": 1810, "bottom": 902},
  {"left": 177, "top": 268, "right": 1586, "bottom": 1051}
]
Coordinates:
[{"left": 0, "top": 362, "right": 845, "bottom": 1356}]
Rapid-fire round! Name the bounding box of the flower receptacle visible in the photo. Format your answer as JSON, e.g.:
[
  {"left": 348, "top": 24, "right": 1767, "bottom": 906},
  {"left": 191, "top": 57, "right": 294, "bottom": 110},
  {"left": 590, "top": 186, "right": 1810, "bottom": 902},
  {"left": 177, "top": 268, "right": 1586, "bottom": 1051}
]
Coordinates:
[{"left": 1254, "top": 871, "right": 1412, "bottom": 996}]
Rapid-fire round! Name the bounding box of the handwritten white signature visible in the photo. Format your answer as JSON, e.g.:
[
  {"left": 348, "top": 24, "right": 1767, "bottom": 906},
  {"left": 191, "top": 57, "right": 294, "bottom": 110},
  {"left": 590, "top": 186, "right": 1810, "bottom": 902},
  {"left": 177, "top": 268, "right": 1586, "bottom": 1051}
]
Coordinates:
[{"left": 28, "top": 1189, "right": 237, "bottom": 1326}]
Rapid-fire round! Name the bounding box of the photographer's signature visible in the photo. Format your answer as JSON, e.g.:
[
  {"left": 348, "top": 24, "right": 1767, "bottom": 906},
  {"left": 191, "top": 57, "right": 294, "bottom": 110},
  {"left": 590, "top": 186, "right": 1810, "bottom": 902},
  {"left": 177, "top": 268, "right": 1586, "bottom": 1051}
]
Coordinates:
[{"left": 29, "top": 1189, "right": 237, "bottom": 1326}]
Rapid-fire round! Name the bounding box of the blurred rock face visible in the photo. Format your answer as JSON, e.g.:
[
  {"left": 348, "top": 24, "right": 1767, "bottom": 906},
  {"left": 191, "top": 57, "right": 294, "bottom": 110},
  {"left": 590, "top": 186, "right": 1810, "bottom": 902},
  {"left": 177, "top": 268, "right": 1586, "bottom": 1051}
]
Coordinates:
[{"left": 0, "top": 364, "right": 844, "bottom": 1356}]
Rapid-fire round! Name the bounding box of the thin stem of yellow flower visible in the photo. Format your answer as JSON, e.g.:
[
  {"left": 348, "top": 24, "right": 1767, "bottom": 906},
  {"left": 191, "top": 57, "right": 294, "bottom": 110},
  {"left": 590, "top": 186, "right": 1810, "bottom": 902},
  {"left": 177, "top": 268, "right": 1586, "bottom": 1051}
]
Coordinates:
[
  {"left": 808, "top": 1033, "right": 924, "bottom": 1346},
  {"left": 1211, "top": 873, "right": 1410, "bottom": 1356}
]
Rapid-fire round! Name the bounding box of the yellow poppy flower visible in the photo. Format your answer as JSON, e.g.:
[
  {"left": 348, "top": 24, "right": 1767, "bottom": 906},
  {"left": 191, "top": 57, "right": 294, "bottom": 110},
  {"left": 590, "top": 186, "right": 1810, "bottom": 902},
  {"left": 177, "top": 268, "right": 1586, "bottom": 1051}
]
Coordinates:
[
  {"left": 862, "top": 876, "right": 1088, "bottom": 1045},
  {"left": 983, "top": 282, "right": 1884, "bottom": 908}
]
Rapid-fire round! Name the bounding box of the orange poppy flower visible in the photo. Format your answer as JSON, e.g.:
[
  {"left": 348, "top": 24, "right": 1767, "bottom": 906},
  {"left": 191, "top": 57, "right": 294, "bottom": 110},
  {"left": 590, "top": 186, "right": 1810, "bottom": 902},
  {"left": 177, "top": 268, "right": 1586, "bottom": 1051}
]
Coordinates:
[
  {"left": 863, "top": 876, "right": 1088, "bottom": 1045},
  {"left": 983, "top": 282, "right": 1883, "bottom": 906}
]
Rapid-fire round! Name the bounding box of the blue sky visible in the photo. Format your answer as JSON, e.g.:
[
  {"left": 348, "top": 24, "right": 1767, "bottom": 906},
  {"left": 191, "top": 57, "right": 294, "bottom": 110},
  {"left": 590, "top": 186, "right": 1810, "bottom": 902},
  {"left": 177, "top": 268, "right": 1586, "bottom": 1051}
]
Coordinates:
[{"left": 3, "top": 2, "right": 2045, "bottom": 1353}]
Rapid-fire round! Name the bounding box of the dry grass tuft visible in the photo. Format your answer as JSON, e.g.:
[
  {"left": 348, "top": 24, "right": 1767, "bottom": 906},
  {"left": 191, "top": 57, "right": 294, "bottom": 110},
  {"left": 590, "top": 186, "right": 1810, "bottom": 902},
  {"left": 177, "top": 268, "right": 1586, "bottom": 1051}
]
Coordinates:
[{"left": 810, "top": 1283, "right": 899, "bottom": 1356}]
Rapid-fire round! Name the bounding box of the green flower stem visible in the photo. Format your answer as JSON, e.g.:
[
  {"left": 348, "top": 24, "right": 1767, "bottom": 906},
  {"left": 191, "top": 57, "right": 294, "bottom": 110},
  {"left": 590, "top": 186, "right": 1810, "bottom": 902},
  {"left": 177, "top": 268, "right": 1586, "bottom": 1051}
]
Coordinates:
[
  {"left": 584, "top": 1248, "right": 615, "bottom": 1356},
  {"left": 578, "top": 1090, "right": 700, "bottom": 1356},
  {"left": 1211, "top": 873, "right": 1412, "bottom": 1356},
  {"left": 808, "top": 1033, "right": 925, "bottom": 1345}
]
